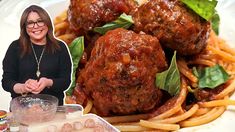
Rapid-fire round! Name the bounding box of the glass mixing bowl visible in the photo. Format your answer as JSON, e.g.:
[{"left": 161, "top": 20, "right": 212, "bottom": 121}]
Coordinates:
[{"left": 10, "top": 94, "right": 58, "bottom": 125}]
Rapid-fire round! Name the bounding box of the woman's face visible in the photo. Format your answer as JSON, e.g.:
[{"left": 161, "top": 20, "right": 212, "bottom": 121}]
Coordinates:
[{"left": 26, "top": 11, "right": 48, "bottom": 44}]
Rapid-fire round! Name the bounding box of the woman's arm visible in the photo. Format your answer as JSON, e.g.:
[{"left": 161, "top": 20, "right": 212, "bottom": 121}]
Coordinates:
[
  {"left": 1, "top": 41, "right": 19, "bottom": 94},
  {"left": 49, "top": 42, "right": 72, "bottom": 93}
]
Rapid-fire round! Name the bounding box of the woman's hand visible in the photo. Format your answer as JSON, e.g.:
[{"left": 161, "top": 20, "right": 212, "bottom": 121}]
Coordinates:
[
  {"left": 14, "top": 78, "right": 53, "bottom": 94},
  {"left": 31, "top": 77, "right": 53, "bottom": 94},
  {"left": 13, "top": 83, "right": 32, "bottom": 94},
  {"left": 25, "top": 79, "right": 39, "bottom": 91}
]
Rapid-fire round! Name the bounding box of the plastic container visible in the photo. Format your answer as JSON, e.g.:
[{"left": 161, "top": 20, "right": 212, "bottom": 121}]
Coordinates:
[
  {"left": 64, "top": 104, "right": 83, "bottom": 119},
  {"left": 10, "top": 94, "right": 58, "bottom": 125},
  {"left": 27, "top": 114, "right": 119, "bottom": 132},
  {"left": 26, "top": 105, "right": 119, "bottom": 132},
  {"left": 8, "top": 115, "right": 20, "bottom": 132}
]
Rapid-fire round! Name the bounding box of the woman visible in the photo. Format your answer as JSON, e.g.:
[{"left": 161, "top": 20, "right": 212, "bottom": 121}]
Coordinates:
[{"left": 1, "top": 5, "right": 72, "bottom": 105}]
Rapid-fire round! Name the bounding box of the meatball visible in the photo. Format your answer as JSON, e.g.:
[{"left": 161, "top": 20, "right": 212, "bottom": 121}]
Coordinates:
[
  {"left": 78, "top": 28, "right": 168, "bottom": 116},
  {"left": 132, "top": 0, "right": 210, "bottom": 55},
  {"left": 68, "top": 0, "right": 137, "bottom": 35},
  {"left": 61, "top": 123, "right": 73, "bottom": 132}
]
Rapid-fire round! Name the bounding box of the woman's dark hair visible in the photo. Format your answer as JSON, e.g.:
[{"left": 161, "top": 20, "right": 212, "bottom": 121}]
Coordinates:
[{"left": 19, "top": 5, "right": 60, "bottom": 57}]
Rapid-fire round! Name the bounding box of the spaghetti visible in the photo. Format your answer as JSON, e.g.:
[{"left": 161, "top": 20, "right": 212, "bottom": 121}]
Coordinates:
[{"left": 54, "top": 8, "right": 235, "bottom": 132}]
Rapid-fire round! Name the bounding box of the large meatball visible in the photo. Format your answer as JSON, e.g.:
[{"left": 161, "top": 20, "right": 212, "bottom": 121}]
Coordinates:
[
  {"left": 132, "top": 0, "right": 210, "bottom": 55},
  {"left": 68, "top": 0, "right": 137, "bottom": 35},
  {"left": 78, "top": 28, "right": 168, "bottom": 116}
]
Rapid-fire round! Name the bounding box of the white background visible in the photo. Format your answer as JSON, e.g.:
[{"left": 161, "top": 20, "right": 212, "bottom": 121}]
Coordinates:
[{"left": 0, "top": 0, "right": 235, "bottom": 131}]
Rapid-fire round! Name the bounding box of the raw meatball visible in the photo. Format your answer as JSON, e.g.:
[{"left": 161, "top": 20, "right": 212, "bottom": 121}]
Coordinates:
[
  {"left": 61, "top": 123, "right": 73, "bottom": 132},
  {"left": 84, "top": 119, "right": 96, "bottom": 128}
]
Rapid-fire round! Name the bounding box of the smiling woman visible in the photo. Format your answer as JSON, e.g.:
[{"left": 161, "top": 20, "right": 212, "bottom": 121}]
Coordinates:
[{"left": 1, "top": 5, "right": 72, "bottom": 106}]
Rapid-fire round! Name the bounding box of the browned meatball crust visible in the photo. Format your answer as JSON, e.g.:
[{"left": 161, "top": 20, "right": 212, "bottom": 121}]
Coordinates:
[
  {"left": 78, "top": 28, "right": 168, "bottom": 116},
  {"left": 68, "top": 0, "right": 137, "bottom": 35},
  {"left": 132, "top": 0, "right": 211, "bottom": 55}
]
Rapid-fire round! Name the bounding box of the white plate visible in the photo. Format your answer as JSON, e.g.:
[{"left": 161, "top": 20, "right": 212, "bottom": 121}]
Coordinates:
[{"left": 0, "top": 0, "right": 235, "bottom": 131}]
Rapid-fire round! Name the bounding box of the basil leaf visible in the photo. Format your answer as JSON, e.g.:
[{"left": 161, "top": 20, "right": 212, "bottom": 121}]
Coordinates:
[
  {"left": 94, "top": 13, "right": 134, "bottom": 34},
  {"left": 195, "top": 64, "right": 229, "bottom": 89},
  {"left": 211, "top": 12, "right": 220, "bottom": 35},
  {"left": 180, "top": 0, "right": 218, "bottom": 21},
  {"left": 155, "top": 51, "right": 181, "bottom": 96},
  {"left": 66, "top": 36, "right": 84, "bottom": 96}
]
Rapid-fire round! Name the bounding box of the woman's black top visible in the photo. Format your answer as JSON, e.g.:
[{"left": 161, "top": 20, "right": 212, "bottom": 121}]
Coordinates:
[{"left": 1, "top": 39, "right": 72, "bottom": 105}]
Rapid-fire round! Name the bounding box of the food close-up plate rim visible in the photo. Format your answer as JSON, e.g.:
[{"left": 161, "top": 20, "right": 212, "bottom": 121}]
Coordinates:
[{"left": 0, "top": 0, "right": 235, "bottom": 132}]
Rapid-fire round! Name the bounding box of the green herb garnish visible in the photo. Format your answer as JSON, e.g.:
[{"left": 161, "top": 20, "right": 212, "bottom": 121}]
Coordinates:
[
  {"left": 180, "top": 0, "right": 218, "bottom": 21},
  {"left": 155, "top": 51, "right": 181, "bottom": 96},
  {"left": 66, "top": 36, "right": 84, "bottom": 96},
  {"left": 94, "top": 13, "right": 134, "bottom": 35},
  {"left": 194, "top": 64, "right": 229, "bottom": 89},
  {"left": 211, "top": 12, "right": 220, "bottom": 35}
]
